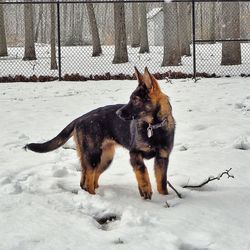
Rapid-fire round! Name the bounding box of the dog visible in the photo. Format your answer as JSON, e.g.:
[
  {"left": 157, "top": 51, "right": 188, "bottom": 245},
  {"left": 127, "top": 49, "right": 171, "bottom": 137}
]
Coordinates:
[{"left": 25, "top": 67, "right": 175, "bottom": 199}]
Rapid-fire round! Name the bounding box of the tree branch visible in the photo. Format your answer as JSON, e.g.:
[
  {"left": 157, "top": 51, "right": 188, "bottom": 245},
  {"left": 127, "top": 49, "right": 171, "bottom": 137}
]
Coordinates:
[
  {"left": 167, "top": 180, "right": 182, "bottom": 198},
  {"left": 62, "top": 145, "right": 76, "bottom": 150},
  {"left": 183, "top": 168, "right": 234, "bottom": 189}
]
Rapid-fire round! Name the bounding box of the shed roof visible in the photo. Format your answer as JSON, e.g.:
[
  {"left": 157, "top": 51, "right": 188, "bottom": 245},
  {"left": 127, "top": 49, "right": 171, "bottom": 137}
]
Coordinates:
[{"left": 147, "top": 7, "right": 163, "bottom": 19}]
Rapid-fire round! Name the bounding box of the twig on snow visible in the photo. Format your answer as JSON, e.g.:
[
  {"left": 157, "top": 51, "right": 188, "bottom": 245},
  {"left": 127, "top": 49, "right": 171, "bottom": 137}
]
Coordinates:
[
  {"left": 62, "top": 145, "right": 76, "bottom": 150},
  {"left": 182, "top": 168, "right": 234, "bottom": 189},
  {"left": 167, "top": 181, "right": 182, "bottom": 199},
  {"left": 164, "top": 201, "right": 170, "bottom": 208}
]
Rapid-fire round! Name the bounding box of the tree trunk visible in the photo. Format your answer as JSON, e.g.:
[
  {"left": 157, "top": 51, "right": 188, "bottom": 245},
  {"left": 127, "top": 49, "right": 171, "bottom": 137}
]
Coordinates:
[
  {"left": 221, "top": 2, "right": 241, "bottom": 65},
  {"left": 40, "top": 5, "right": 46, "bottom": 43},
  {"left": 131, "top": 2, "right": 140, "bottom": 48},
  {"left": 139, "top": 2, "right": 149, "bottom": 53},
  {"left": 50, "top": 2, "right": 57, "bottom": 70},
  {"left": 200, "top": 3, "right": 204, "bottom": 40},
  {"left": 34, "top": 4, "right": 43, "bottom": 43},
  {"left": 178, "top": 2, "right": 191, "bottom": 56},
  {"left": 23, "top": 1, "right": 36, "bottom": 60},
  {"left": 162, "top": 2, "right": 181, "bottom": 66},
  {"left": 62, "top": 4, "right": 68, "bottom": 43},
  {"left": 112, "top": 2, "right": 128, "bottom": 64},
  {"left": 0, "top": 0, "right": 8, "bottom": 57},
  {"left": 86, "top": 3, "right": 102, "bottom": 57},
  {"left": 209, "top": 2, "right": 216, "bottom": 42}
]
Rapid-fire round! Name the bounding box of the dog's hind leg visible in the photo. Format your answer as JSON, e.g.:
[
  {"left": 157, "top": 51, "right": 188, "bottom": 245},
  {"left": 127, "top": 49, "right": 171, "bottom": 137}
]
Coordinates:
[
  {"left": 94, "top": 140, "right": 116, "bottom": 189},
  {"left": 77, "top": 152, "right": 97, "bottom": 195},
  {"left": 74, "top": 130, "right": 100, "bottom": 195},
  {"left": 130, "top": 151, "right": 152, "bottom": 200}
]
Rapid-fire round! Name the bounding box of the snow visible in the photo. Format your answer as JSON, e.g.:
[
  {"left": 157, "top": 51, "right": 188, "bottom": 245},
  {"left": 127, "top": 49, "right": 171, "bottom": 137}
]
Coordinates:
[
  {"left": 1, "top": 43, "right": 250, "bottom": 77},
  {"left": 1, "top": 77, "right": 250, "bottom": 250}
]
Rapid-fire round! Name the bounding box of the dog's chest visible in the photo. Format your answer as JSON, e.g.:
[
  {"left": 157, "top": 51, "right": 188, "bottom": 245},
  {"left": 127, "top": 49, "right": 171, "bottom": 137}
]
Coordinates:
[{"left": 130, "top": 124, "right": 167, "bottom": 159}]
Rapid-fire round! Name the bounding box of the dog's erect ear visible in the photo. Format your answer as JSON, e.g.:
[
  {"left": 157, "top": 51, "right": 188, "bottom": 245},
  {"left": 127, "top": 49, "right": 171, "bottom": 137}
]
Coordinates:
[
  {"left": 134, "top": 67, "right": 144, "bottom": 84},
  {"left": 143, "top": 67, "right": 160, "bottom": 92}
]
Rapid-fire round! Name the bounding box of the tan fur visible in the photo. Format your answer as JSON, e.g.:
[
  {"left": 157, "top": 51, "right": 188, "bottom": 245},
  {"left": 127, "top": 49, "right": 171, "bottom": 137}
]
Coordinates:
[
  {"left": 143, "top": 70, "right": 175, "bottom": 132},
  {"left": 154, "top": 164, "right": 168, "bottom": 195},
  {"left": 84, "top": 168, "right": 96, "bottom": 194},
  {"left": 159, "top": 148, "right": 169, "bottom": 158},
  {"left": 130, "top": 153, "right": 152, "bottom": 198},
  {"left": 73, "top": 129, "right": 89, "bottom": 192},
  {"left": 134, "top": 168, "right": 152, "bottom": 196},
  {"left": 74, "top": 132, "right": 117, "bottom": 192},
  {"left": 94, "top": 139, "right": 116, "bottom": 188},
  {"left": 136, "top": 143, "right": 152, "bottom": 153},
  {"left": 74, "top": 129, "right": 95, "bottom": 193},
  {"left": 73, "top": 129, "right": 82, "bottom": 159},
  {"left": 141, "top": 114, "right": 154, "bottom": 124}
]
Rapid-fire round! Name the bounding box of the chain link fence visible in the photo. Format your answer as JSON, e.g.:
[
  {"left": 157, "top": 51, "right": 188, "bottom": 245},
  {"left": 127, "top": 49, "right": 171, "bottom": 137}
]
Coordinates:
[
  {"left": 0, "top": 0, "right": 250, "bottom": 81},
  {"left": 194, "top": 1, "right": 250, "bottom": 76}
]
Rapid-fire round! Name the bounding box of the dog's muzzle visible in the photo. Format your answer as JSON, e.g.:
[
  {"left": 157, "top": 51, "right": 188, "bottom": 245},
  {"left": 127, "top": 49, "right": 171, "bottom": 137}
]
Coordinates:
[{"left": 116, "top": 107, "right": 135, "bottom": 121}]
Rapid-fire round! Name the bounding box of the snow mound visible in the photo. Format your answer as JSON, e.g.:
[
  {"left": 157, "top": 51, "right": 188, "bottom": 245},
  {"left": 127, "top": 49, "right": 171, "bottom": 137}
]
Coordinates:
[{"left": 233, "top": 136, "right": 250, "bottom": 150}]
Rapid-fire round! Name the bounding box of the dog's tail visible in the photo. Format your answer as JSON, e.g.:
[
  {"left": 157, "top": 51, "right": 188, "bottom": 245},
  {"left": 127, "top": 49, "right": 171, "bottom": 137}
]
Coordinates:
[{"left": 24, "top": 119, "right": 77, "bottom": 153}]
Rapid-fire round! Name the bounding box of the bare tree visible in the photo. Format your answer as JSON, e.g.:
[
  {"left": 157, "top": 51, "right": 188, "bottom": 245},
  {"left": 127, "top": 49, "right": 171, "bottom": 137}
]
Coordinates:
[
  {"left": 86, "top": 3, "right": 102, "bottom": 57},
  {"left": 162, "top": 2, "right": 181, "bottom": 66},
  {"left": 64, "top": 4, "right": 76, "bottom": 45},
  {"left": 41, "top": 5, "right": 49, "bottom": 44},
  {"left": 139, "top": 2, "right": 149, "bottom": 53},
  {"left": 23, "top": 1, "right": 36, "bottom": 60},
  {"left": 178, "top": 2, "right": 191, "bottom": 56},
  {"left": 221, "top": 2, "right": 241, "bottom": 65},
  {"left": 50, "top": 2, "right": 57, "bottom": 70},
  {"left": 131, "top": 2, "right": 140, "bottom": 48},
  {"left": 34, "top": 4, "right": 43, "bottom": 43},
  {"left": 112, "top": 2, "right": 128, "bottom": 64},
  {"left": 62, "top": 4, "right": 68, "bottom": 42},
  {"left": 0, "top": 0, "right": 8, "bottom": 57},
  {"left": 209, "top": 2, "right": 216, "bottom": 42}
]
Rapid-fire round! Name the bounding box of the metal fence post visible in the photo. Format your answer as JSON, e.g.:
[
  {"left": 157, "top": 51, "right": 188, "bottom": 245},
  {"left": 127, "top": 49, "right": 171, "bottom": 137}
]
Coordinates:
[
  {"left": 56, "top": 1, "right": 62, "bottom": 81},
  {"left": 192, "top": 0, "right": 196, "bottom": 82}
]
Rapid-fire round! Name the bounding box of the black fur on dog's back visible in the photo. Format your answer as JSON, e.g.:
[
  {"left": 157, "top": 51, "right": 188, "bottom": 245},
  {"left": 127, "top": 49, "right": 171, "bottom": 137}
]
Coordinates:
[{"left": 24, "top": 104, "right": 130, "bottom": 153}]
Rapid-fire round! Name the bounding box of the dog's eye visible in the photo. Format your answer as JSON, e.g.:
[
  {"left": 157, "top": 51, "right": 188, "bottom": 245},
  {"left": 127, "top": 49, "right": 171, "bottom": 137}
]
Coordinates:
[{"left": 132, "top": 96, "right": 141, "bottom": 105}]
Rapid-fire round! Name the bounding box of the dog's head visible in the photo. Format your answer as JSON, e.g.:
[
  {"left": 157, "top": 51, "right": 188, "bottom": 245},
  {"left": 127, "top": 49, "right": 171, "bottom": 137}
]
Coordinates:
[{"left": 116, "top": 67, "right": 171, "bottom": 122}]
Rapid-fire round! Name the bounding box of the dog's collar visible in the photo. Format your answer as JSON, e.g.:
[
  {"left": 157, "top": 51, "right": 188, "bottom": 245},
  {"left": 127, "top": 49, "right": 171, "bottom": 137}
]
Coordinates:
[{"left": 147, "top": 118, "right": 167, "bottom": 138}]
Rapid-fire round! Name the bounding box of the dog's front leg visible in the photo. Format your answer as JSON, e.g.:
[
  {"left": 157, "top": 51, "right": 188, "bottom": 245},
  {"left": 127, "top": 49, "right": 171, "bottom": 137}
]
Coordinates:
[
  {"left": 154, "top": 155, "right": 169, "bottom": 195},
  {"left": 130, "top": 151, "right": 152, "bottom": 200}
]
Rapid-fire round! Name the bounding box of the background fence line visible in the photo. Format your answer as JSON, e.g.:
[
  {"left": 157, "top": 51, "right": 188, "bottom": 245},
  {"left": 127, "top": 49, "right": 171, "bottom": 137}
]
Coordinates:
[{"left": 0, "top": 0, "right": 250, "bottom": 82}]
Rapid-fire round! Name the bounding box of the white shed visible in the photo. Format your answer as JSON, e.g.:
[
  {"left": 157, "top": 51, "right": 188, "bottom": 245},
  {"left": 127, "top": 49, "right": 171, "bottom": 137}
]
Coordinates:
[{"left": 147, "top": 7, "right": 164, "bottom": 46}]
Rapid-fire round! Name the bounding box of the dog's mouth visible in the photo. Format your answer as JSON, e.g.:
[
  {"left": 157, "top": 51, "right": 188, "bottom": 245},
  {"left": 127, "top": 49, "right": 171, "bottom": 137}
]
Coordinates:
[
  {"left": 117, "top": 114, "right": 136, "bottom": 121},
  {"left": 123, "top": 116, "right": 136, "bottom": 121}
]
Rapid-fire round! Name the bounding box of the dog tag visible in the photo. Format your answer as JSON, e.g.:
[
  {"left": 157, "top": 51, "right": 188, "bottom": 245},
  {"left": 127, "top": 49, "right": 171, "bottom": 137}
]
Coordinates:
[{"left": 147, "top": 126, "right": 153, "bottom": 138}]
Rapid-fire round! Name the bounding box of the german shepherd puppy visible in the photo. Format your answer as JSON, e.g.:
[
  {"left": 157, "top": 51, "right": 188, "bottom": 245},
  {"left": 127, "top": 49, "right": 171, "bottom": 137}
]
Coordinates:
[{"left": 25, "top": 67, "right": 175, "bottom": 199}]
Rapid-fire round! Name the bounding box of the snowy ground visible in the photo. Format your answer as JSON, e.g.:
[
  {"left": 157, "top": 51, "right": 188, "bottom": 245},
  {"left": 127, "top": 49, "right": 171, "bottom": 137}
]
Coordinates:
[
  {"left": 1, "top": 77, "right": 250, "bottom": 250},
  {"left": 0, "top": 43, "right": 250, "bottom": 77}
]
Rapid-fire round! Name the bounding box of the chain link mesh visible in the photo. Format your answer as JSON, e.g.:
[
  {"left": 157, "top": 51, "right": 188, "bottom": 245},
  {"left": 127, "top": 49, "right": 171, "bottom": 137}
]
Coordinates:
[{"left": 0, "top": 1, "right": 249, "bottom": 80}]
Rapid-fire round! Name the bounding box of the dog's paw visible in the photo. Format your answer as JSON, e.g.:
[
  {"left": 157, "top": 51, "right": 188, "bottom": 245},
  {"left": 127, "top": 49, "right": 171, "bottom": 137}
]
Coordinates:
[
  {"left": 80, "top": 182, "right": 96, "bottom": 195},
  {"left": 157, "top": 188, "right": 168, "bottom": 195},
  {"left": 138, "top": 186, "right": 152, "bottom": 200}
]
